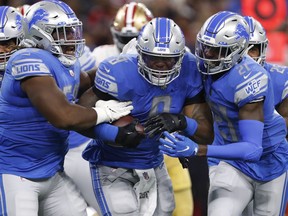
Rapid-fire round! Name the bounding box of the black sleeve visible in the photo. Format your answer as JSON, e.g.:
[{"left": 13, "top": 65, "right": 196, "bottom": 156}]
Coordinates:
[
  {"left": 184, "top": 89, "right": 206, "bottom": 106},
  {"left": 92, "top": 86, "right": 117, "bottom": 101}
]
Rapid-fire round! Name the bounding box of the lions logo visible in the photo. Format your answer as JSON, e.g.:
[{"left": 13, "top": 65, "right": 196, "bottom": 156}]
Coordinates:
[
  {"left": 15, "top": 14, "right": 22, "bottom": 31},
  {"left": 28, "top": 9, "right": 49, "bottom": 30},
  {"left": 235, "top": 23, "right": 249, "bottom": 42}
]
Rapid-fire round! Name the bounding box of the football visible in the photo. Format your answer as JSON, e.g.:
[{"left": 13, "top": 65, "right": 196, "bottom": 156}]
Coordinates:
[{"left": 112, "top": 115, "right": 144, "bottom": 134}]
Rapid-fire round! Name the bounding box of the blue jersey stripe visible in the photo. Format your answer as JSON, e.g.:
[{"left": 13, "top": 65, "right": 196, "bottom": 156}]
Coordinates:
[
  {"left": 90, "top": 165, "right": 112, "bottom": 216},
  {"left": 0, "top": 175, "right": 7, "bottom": 216}
]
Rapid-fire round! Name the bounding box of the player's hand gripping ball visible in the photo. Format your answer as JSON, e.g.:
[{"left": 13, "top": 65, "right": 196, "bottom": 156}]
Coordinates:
[{"left": 113, "top": 115, "right": 145, "bottom": 148}]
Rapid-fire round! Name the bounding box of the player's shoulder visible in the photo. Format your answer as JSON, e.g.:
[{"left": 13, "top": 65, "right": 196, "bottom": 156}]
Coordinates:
[
  {"left": 178, "top": 52, "right": 201, "bottom": 84},
  {"left": 7, "top": 48, "right": 58, "bottom": 80},
  {"left": 264, "top": 62, "right": 288, "bottom": 75},
  {"left": 95, "top": 54, "right": 142, "bottom": 98},
  {"left": 10, "top": 48, "right": 54, "bottom": 62},
  {"left": 228, "top": 56, "right": 268, "bottom": 85},
  {"left": 98, "top": 54, "right": 138, "bottom": 76}
]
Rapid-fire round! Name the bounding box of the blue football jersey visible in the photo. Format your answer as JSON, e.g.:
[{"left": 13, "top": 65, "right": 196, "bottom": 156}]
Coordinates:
[
  {"left": 90, "top": 52, "right": 203, "bottom": 169},
  {"left": 68, "top": 45, "right": 97, "bottom": 149},
  {"left": 0, "top": 48, "right": 81, "bottom": 178},
  {"left": 206, "top": 56, "right": 288, "bottom": 181},
  {"left": 264, "top": 62, "right": 288, "bottom": 107}
]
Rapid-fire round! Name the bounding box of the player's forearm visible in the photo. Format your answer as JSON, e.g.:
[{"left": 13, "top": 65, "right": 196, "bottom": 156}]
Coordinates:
[{"left": 50, "top": 104, "right": 97, "bottom": 130}]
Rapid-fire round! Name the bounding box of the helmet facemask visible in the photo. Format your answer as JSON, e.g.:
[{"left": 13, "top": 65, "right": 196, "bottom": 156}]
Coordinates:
[
  {"left": 50, "top": 24, "right": 84, "bottom": 67},
  {"left": 195, "top": 39, "right": 245, "bottom": 75},
  {"left": 137, "top": 47, "right": 185, "bottom": 86}
]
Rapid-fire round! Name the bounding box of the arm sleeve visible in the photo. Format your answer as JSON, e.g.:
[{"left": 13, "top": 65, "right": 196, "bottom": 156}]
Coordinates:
[
  {"left": 92, "top": 123, "right": 118, "bottom": 142},
  {"left": 207, "top": 120, "right": 264, "bottom": 161}
]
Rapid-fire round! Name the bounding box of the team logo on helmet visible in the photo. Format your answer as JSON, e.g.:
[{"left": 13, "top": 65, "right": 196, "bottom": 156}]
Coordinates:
[{"left": 28, "top": 9, "right": 49, "bottom": 30}]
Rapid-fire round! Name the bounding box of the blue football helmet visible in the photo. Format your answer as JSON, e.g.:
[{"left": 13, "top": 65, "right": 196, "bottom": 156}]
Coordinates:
[
  {"left": 137, "top": 17, "right": 186, "bottom": 86},
  {"left": 195, "top": 11, "right": 250, "bottom": 75},
  {"left": 23, "top": 0, "right": 85, "bottom": 67},
  {"left": 0, "top": 6, "right": 24, "bottom": 71},
  {"left": 244, "top": 16, "right": 268, "bottom": 65}
]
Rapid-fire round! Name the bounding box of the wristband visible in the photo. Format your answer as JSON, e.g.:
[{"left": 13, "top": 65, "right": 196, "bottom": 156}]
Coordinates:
[
  {"left": 93, "top": 123, "right": 118, "bottom": 142},
  {"left": 183, "top": 117, "right": 198, "bottom": 136}
]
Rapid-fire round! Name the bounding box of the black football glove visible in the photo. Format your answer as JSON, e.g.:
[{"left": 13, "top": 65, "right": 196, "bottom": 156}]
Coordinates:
[
  {"left": 115, "top": 120, "right": 145, "bottom": 148},
  {"left": 144, "top": 113, "right": 187, "bottom": 138}
]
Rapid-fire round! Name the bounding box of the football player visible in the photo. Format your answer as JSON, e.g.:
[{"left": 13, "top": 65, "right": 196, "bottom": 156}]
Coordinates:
[
  {"left": 79, "top": 17, "right": 213, "bottom": 215},
  {"left": 0, "top": 1, "right": 132, "bottom": 215},
  {"left": 91, "top": 3, "right": 194, "bottom": 216},
  {"left": 159, "top": 11, "right": 288, "bottom": 216}
]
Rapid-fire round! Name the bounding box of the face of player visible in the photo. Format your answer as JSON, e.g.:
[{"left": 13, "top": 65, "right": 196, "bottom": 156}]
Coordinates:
[
  {"left": 248, "top": 45, "right": 260, "bottom": 59},
  {"left": 52, "top": 26, "right": 82, "bottom": 56},
  {"left": 0, "top": 39, "right": 17, "bottom": 64},
  {"left": 143, "top": 54, "right": 178, "bottom": 72}
]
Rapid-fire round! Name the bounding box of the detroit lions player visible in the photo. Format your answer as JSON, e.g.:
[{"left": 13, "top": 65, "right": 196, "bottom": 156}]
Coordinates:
[
  {"left": 159, "top": 11, "right": 288, "bottom": 216},
  {"left": 244, "top": 16, "right": 288, "bottom": 133},
  {"left": 79, "top": 17, "right": 213, "bottom": 216},
  {"left": 91, "top": 3, "right": 194, "bottom": 216},
  {"left": 65, "top": 3, "right": 153, "bottom": 215},
  {"left": 0, "top": 6, "right": 24, "bottom": 88},
  {"left": 0, "top": 1, "right": 132, "bottom": 215}
]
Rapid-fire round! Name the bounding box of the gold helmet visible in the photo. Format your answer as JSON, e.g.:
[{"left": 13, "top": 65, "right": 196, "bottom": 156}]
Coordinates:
[{"left": 111, "top": 2, "right": 153, "bottom": 51}]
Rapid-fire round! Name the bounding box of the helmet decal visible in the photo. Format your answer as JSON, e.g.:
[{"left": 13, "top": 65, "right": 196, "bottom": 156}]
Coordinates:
[{"left": 28, "top": 9, "right": 49, "bottom": 30}]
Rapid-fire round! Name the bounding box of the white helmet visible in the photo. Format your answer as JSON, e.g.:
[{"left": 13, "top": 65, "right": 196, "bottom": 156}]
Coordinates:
[
  {"left": 0, "top": 6, "right": 24, "bottom": 71},
  {"left": 111, "top": 2, "right": 153, "bottom": 52},
  {"left": 23, "top": 0, "right": 85, "bottom": 67},
  {"left": 137, "top": 17, "right": 186, "bottom": 86},
  {"left": 195, "top": 11, "right": 250, "bottom": 75},
  {"left": 244, "top": 16, "right": 268, "bottom": 65}
]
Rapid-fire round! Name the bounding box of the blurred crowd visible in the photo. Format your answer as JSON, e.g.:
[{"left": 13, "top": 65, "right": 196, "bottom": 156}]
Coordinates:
[{"left": 4, "top": 0, "right": 287, "bottom": 65}]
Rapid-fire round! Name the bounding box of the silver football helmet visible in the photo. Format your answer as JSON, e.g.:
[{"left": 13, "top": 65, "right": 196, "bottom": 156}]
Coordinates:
[
  {"left": 111, "top": 2, "right": 153, "bottom": 52},
  {"left": 23, "top": 0, "right": 85, "bottom": 67},
  {"left": 137, "top": 17, "right": 186, "bottom": 86},
  {"left": 244, "top": 16, "right": 268, "bottom": 65},
  {"left": 195, "top": 11, "right": 250, "bottom": 75},
  {"left": 0, "top": 6, "right": 24, "bottom": 71}
]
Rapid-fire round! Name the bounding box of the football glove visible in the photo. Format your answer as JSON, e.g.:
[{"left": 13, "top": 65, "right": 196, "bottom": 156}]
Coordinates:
[
  {"left": 93, "top": 100, "right": 133, "bottom": 125},
  {"left": 115, "top": 120, "right": 145, "bottom": 148},
  {"left": 159, "top": 131, "right": 198, "bottom": 158},
  {"left": 144, "top": 113, "right": 187, "bottom": 138}
]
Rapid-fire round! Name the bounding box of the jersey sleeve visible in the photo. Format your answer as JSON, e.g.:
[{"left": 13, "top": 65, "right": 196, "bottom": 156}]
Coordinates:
[
  {"left": 78, "top": 45, "right": 97, "bottom": 72},
  {"left": 183, "top": 53, "right": 205, "bottom": 103},
  {"left": 10, "top": 49, "right": 52, "bottom": 80},
  {"left": 234, "top": 70, "right": 268, "bottom": 107}
]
